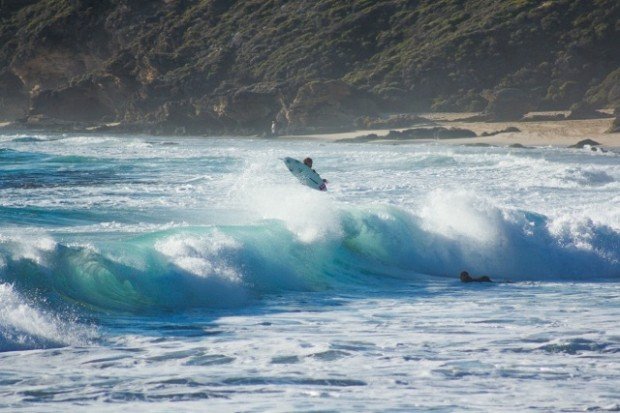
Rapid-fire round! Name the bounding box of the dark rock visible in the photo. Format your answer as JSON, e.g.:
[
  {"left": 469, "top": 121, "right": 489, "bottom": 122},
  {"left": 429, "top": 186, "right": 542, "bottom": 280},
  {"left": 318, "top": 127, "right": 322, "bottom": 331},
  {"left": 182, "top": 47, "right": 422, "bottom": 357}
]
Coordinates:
[
  {"left": 0, "top": 0, "right": 38, "bottom": 12},
  {"left": 566, "top": 102, "right": 613, "bottom": 120},
  {"left": 480, "top": 127, "right": 521, "bottom": 136},
  {"left": 464, "top": 143, "right": 495, "bottom": 147},
  {"left": 29, "top": 74, "right": 124, "bottom": 122},
  {"left": 385, "top": 127, "right": 476, "bottom": 139},
  {"left": 394, "top": 127, "right": 476, "bottom": 139},
  {"left": 0, "top": 70, "right": 29, "bottom": 120},
  {"left": 521, "top": 113, "right": 566, "bottom": 122},
  {"left": 483, "top": 88, "right": 531, "bottom": 121},
  {"left": 283, "top": 80, "right": 379, "bottom": 134},
  {"left": 338, "top": 133, "right": 380, "bottom": 143},
  {"left": 348, "top": 126, "right": 475, "bottom": 142},
  {"left": 568, "top": 139, "right": 601, "bottom": 148},
  {"left": 11, "top": 114, "right": 95, "bottom": 133},
  {"left": 149, "top": 100, "right": 214, "bottom": 135},
  {"left": 214, "top": 84, "right": 282, "bottom": 130},
  {"left": 356, "top": 114, "right": 433, "bottom": 130},
  {"left": 509, "top": 143, "right": 532, "bottom": 149}
]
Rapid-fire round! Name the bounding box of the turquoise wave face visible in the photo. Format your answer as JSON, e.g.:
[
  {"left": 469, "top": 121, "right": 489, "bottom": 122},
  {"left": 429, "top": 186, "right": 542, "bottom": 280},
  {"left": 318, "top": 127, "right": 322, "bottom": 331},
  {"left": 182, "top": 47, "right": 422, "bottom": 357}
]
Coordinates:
[{"left": 1, "top": 204, "right": 618, "bottom": 314}]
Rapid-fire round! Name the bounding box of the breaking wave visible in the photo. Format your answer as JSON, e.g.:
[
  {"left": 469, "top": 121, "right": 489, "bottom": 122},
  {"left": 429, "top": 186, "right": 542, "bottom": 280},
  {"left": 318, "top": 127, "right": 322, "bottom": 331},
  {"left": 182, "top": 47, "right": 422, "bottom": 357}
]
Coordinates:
[
  {"left": 0, "top": 282, "right": 95, "bottom": 352},
  {"left": 1, "top": 192, "right": 618, "bottom": 317}
]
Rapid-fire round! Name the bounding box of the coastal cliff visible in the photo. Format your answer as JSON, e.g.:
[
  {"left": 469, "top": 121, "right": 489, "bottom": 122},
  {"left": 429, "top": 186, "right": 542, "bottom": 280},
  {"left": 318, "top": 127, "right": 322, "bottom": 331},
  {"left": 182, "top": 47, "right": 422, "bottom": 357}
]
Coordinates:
[{"left": 0, "top": 0, "right": 618, "bottom": 134}]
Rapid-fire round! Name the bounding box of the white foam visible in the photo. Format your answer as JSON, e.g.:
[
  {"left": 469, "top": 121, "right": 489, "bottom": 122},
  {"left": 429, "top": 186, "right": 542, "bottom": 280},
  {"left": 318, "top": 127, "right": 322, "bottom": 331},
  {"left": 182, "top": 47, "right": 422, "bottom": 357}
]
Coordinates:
[
  {"left": 232, "top": 159, "right": 343, "bottom": 243},
  {"left": 0, "top": 283, "right": 95, "bottom": 351},
  {"left": 0, "top": 231, "right": 57, "bottom": 265},
  {"left": 155, "top": 231, "right": 242, "bottom": 283},
  {"left": 547, "top": 214, "right": 620, "bottom": 263},
  {"left": 419, "top": 189, "right": 503, "bottom": 244}
]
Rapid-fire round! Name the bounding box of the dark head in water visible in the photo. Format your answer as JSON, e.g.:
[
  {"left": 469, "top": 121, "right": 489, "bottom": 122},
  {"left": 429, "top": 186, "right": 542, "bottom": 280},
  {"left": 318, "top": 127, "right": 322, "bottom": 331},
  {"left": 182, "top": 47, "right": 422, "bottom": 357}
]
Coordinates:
[
  {"left": 303, "top": 157, "right": 313, "bottom": 168},
  {"left": 460, "top": 271, "right": 492, "bottom": 283}
]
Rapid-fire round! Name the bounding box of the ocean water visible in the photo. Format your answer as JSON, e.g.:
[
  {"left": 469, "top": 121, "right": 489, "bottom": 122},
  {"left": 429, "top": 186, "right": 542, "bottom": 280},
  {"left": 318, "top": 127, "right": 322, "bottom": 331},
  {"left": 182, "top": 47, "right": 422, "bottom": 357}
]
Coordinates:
[{"left": 0, "top": 133, "right": 619, "bottom": 412}]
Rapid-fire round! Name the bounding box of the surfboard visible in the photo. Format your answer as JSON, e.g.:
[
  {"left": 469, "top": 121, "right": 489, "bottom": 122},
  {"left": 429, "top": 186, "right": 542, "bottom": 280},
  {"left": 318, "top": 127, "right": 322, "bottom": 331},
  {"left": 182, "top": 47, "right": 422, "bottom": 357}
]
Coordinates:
[{"left": 283, "top": 157, "right": 327, "bottom": 191}]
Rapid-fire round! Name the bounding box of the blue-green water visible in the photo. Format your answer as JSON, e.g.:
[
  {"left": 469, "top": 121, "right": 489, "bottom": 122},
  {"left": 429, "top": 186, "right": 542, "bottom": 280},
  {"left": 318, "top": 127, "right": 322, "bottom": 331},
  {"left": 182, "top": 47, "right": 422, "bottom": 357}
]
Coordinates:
[{"left": 1, "top": 133, "right": 619, "bottom": 411}]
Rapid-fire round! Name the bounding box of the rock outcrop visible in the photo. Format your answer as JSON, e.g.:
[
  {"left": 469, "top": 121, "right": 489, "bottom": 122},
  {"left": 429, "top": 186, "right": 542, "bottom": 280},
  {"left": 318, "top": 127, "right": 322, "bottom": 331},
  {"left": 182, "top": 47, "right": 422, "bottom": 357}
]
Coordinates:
[
  {"left": 483, "top": 89, "right": 531, "bottom": 121},
  {"left": 29, "top": 75, "right": 120, "bottom": 122},
  {"left": 480, "top": 127, "right": 521, "bottom": 136},
  {"left": 214, "top": 85, "right": 282, "bottom": 132},
  {"left": 348, "top": 127, "right": 476, "bottom": 142},
  {"left": 282, "top": 80, "right": 378, "bottom": 133},
  {"left": 356, "top": 114, "right": 433, "bottom": 130},
  {"left": 0, "top": 70, "right": 29, "bottom": 120},
  {"left": 568, "top": 139, "right": 601, "bottom": 148},
  {"left": 0, "top": 0, "right": 618, "bottom": 134},
  {"left": 566, "top": 102, "right": 613, "bottom": 120}
]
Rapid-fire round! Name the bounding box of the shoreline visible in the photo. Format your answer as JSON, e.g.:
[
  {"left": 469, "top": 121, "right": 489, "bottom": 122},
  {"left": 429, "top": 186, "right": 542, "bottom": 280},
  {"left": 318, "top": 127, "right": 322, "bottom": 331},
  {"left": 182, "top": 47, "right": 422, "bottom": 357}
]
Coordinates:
[
  {"left": 278, "top": 114, "right": 620, "bottom": 149},
  {"left": 2, "top": 114, "right": 618, "bottom": 149}
]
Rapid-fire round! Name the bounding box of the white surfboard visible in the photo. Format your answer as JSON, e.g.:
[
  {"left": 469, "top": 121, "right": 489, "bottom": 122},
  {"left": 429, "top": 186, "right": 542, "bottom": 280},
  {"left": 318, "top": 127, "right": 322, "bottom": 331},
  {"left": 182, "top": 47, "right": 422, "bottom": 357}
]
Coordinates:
[{"left": 283, "top": 157, "right": 327, "bottom": 191}]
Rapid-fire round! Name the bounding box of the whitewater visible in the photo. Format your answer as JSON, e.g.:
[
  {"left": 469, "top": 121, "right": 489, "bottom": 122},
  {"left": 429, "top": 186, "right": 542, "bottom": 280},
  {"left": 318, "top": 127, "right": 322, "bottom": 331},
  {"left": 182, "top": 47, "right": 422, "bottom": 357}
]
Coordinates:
[{"left": 0, "top": 133, "right": 619, "bottom": 412}]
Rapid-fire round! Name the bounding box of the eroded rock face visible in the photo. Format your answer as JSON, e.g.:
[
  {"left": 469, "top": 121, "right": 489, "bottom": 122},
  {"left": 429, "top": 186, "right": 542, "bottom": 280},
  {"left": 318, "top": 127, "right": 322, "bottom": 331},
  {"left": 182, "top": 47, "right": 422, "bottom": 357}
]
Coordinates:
[
  {"left": 29, "top": 74, "right": 124, "bottom": 122},
  {"left": 566, "top": 101, "right": 613, "bottom": 120},
  {"left": 585, "top": 68, "right": 620, "bottom": 109},
  {"left": 214, "top": 85, "right": 282, "bottom": 130},
  {"left": 483, "top": 88, "right": 531, "bottom": 121},
  {"left": 0, "top": 70, "right": 29, "bottom": 120},
  {"left": 12, "top": 49, "right": 105, "bottom": 92},
  {"left": 283, "top": 80, "right": 378, "bottom": 133}
]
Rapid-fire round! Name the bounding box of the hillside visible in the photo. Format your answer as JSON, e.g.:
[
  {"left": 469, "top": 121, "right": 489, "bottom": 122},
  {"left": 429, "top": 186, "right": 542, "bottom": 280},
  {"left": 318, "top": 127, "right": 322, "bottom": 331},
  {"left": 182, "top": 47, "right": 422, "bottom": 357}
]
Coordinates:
[{"left": 0, "top": 0, "right": 618, "bottom": 134}]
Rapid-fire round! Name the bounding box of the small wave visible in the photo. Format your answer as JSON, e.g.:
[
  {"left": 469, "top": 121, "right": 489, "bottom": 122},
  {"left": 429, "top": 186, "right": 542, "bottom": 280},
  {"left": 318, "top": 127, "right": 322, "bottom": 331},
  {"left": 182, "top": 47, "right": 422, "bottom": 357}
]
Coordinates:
[
  {"left": 10, "top": 137, "right": 46, "bottom": 143},
  {"left": 55, "top": 135, "right": 119, "bottom": 146},
  {"left": 535, "top": 338, "right": 619, "bottom": 355},
  {"left": 0, "top": 283, "right": 95, "bottom": 352},
  {"left": 0, "top": 147, "right": 41, "bottom": 161},
  {"left": 559, "top": 167, "right": 615, "bottom": 187}
]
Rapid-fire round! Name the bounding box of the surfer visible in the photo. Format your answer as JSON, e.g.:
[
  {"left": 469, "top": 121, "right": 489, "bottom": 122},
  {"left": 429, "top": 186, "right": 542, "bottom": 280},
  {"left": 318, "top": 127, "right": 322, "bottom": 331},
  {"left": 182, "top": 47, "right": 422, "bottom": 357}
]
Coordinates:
[
  {"left": 303, "top": 157, "right": 328, "bottom": 184},
  {"left": 460, "top": 271, "right": 492, "bottom": 283}
]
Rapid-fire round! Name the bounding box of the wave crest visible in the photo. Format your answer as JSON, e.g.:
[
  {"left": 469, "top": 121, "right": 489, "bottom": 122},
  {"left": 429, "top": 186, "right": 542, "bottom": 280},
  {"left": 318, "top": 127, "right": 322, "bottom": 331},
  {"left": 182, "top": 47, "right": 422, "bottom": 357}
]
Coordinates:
[{"left": 0, "top": 196, "right": 618, "bottom": 313}]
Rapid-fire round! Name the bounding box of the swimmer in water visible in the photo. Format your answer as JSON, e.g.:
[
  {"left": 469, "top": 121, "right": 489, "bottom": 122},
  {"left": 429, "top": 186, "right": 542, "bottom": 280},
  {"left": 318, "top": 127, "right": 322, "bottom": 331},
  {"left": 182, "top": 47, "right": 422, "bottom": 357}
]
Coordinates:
[{"left": 460, "top": 271, "right": 492, "bottom": 283}]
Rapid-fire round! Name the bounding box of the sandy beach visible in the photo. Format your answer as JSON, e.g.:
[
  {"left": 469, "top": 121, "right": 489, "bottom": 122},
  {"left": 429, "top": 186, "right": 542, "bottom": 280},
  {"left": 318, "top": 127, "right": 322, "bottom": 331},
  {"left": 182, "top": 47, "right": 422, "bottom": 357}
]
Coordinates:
[{"left": 281, "top": 113, "right": 620, "bottom": 148}]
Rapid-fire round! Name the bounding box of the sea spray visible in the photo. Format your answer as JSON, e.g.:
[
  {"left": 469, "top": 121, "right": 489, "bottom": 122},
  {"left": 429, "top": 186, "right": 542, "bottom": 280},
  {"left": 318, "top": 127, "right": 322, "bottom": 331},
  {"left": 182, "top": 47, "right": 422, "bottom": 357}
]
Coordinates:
[
  {"left": 0, "top": 283, "right": 96, "bottom": 352},
  {"left": 1, "top": 204, "right": 618, "bottom": 314}
]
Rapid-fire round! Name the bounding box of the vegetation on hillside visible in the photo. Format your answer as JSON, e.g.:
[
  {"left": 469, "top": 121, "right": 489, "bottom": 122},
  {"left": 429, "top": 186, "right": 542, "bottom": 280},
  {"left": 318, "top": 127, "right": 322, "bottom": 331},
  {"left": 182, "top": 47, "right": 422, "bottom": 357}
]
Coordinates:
[{"left": 0, "top": 0, "right": 618, "bottom": 133}]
